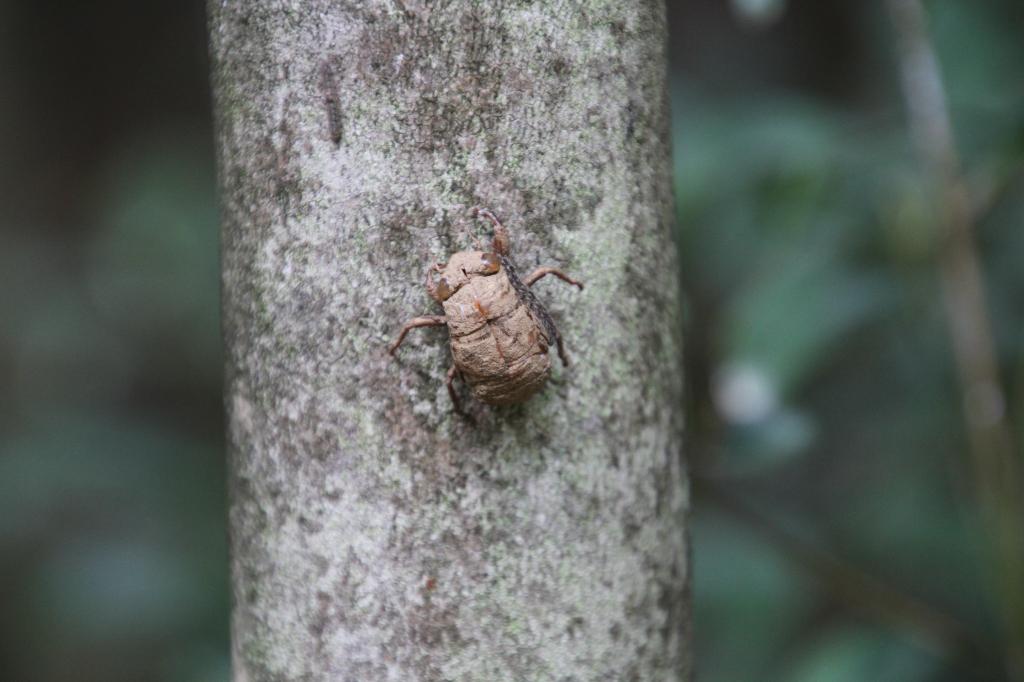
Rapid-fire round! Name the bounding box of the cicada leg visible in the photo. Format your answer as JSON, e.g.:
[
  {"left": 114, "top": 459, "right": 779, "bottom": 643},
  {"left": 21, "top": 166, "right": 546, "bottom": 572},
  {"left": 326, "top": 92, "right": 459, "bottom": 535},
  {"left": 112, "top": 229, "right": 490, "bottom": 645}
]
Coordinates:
[
  {"left": 424, "top": 262, "right": 448, "bottom": 302},
  {"left": 474, "top": 208, "right": 510, "bottom": 256},
  {"left": 523, "top": 266, "right": 583, "bottom": 290},
  {"left": 445, "top": 364, "right": 467, "bottom": 416},
  {"left": 388, "top": 316, "right": 447, "bottom": 356}
]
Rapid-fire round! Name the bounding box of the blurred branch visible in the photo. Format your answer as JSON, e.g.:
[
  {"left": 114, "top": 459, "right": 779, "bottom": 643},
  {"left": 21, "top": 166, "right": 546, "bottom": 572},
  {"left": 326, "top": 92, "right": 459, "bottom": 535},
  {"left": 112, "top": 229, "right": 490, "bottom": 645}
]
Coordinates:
[
  {"left": 701, "top": 479, "right": 992, "bottom": 667},
  {"left": 972, "top": 164, "right": 1024, "bottom": 227},
  {"left": 887, "top": 0, "right": 1024, "bottom": 678}
]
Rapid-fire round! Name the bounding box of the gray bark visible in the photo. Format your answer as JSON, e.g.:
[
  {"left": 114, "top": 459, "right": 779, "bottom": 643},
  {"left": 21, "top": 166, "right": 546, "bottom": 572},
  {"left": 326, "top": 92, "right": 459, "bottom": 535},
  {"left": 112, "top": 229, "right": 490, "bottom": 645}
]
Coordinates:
[{"left": 209, "top": 1, "right": 690, "bottom": 680}]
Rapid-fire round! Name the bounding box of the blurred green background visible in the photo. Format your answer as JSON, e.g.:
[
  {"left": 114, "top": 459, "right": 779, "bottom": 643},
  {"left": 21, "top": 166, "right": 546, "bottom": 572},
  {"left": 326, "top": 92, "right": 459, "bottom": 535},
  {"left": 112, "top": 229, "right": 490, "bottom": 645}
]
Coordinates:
[{"left": 1, "top": 1, "right": 1021, "bottom": 680}]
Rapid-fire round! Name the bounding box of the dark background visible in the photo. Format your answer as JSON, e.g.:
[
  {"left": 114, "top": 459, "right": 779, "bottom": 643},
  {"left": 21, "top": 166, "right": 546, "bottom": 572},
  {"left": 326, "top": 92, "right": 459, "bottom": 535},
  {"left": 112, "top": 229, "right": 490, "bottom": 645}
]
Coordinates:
[{"left": 1, "top": 1, "right": 1022, "bottom": 680}]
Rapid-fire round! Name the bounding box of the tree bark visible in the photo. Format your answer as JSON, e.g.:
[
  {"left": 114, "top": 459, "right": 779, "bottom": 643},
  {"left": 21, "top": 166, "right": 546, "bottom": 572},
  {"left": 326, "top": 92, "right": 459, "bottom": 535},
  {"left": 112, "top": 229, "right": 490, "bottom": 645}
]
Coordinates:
[{"left": 209, "top": 1, "right": 689, "bottom": 680}]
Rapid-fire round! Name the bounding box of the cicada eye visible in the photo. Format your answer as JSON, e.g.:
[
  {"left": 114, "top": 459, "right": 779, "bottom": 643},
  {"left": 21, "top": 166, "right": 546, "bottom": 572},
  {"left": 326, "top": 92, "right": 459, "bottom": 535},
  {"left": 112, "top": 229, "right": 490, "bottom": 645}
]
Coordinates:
[
  {"left": 480, "top": 252, "right": 500, "bottom": 275},
  {"left": 436, "top": 277, "right": 454, "bottom": 301}
]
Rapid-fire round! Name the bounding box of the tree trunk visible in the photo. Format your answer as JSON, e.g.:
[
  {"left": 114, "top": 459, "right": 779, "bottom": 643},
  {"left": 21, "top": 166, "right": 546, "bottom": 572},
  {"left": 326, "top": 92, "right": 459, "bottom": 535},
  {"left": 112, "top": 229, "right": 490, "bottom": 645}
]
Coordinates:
[{"left": 209, "top": 1, "right": 689, "bottom": 680}]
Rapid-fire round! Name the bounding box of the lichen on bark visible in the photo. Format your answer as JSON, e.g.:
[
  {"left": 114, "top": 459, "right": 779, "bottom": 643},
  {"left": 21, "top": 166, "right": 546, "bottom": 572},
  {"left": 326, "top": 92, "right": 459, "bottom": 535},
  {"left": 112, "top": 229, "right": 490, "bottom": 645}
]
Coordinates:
[{"left": 210, "top": 0, "right": 690, "bottom": 679}]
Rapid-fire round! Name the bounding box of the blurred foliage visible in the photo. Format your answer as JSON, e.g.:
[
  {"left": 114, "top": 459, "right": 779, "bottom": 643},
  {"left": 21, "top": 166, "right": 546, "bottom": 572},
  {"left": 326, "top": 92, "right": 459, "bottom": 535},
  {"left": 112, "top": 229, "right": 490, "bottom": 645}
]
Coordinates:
[
  {"left": 675, "top": 0, "right": 1024, "bottom": 680},
  {"left": 0, "top": 2, "right": 225, "bottom": 673},
  {"left": 0, "top": 130, "right": 227, "bottom": 681},
  {"left": 1, "top": 0, "right": 1022, "bottom": 680}
]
